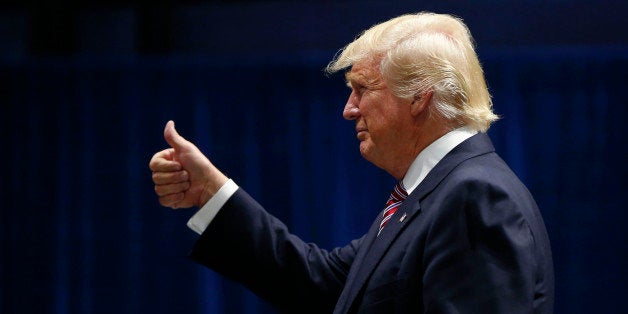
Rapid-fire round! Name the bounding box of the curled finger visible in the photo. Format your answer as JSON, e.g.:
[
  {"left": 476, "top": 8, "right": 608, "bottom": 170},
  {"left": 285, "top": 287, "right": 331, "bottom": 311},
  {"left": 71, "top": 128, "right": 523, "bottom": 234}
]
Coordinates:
[
  {"left": 154, "top": 181, "right": 191, "bottom": 196},
  {"left": 149, "top": 149, "right": 181, "bottom": 172},
  {"left": 152, "top": 170, "right": 188, "bottom": 185}
]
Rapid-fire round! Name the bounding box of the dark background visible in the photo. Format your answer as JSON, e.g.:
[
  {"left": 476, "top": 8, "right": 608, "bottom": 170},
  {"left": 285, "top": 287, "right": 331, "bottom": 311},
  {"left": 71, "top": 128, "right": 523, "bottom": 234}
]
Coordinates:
[{"left": 1, "top": 1, "right": 627, "bottom": 313}]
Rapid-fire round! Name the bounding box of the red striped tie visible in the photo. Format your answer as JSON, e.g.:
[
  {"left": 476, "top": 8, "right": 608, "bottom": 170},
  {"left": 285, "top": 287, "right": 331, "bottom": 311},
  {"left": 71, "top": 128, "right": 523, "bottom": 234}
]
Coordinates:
[{"left": 378, "top": 182, "right": 408, "bottom": 236}]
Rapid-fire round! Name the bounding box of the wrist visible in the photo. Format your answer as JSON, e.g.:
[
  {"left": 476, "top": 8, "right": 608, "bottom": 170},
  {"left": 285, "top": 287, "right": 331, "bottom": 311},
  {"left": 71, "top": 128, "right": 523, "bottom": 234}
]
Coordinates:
[{"left": 197, "top": 173, "right": 229, "bottom": 207}]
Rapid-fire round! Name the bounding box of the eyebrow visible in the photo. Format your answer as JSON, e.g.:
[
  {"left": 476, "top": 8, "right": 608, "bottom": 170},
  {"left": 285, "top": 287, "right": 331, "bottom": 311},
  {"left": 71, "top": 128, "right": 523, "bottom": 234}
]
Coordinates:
[
  {"left": 344, "top": 71, "right": 366, "bottom": 85},
  {"left": 344, "top": 71, "right": 354, "bottom": 83},
  {"left": 344, "top": 71, "right": 356, "bottom": 88}
]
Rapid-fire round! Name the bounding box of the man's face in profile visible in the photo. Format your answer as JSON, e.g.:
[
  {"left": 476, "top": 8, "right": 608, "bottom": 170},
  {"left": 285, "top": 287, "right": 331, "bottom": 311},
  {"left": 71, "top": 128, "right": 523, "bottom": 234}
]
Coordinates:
[{"left": 343, "top": 60, "right": 415, "bottom": 170}]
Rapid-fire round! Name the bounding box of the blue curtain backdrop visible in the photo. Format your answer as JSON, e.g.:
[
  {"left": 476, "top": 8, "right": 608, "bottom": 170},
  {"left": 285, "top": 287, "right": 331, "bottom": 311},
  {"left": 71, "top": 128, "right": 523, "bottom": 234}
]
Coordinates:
[{"left": 1, "top": 1, "right": 627, "bottom": 313}]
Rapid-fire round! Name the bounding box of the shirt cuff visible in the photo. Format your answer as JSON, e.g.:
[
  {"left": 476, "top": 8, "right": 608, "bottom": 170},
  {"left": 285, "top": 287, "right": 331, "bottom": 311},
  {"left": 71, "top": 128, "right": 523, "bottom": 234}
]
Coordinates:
[{"left": 187, "top": 179, "right": 239, "bottom": 235}]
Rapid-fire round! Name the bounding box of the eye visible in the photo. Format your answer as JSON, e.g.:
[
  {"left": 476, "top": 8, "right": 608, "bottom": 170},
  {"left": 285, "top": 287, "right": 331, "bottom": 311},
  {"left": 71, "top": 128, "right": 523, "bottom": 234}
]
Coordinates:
[
  {"left": 347, "top": 79, "right": 367, "bottom": 96},
  {"left": 350, "top": 81, "right": 363, "bottom": 90},
  {"left": 355, "top": 85, "right": 368, "bottom": 95}
]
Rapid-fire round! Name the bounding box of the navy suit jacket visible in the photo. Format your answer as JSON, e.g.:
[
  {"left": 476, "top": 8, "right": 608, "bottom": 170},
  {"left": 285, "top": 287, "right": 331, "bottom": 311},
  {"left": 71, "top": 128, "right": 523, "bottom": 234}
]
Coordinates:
[{"left": 189, "top": 133, "right": 554, "bottom": 313}]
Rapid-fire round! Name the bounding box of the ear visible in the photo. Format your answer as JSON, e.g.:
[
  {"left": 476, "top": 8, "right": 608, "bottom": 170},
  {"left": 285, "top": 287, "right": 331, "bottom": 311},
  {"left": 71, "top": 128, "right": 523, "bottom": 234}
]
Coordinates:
[{"left": 410, "top": 90, "right": 433, "bottom": 116}]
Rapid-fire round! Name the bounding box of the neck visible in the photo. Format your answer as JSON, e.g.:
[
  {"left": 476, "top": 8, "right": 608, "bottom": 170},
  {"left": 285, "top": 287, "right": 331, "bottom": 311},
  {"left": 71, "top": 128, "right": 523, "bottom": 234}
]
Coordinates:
[{"left": 385, "top": 118, "right": 450, "bottom": 181}]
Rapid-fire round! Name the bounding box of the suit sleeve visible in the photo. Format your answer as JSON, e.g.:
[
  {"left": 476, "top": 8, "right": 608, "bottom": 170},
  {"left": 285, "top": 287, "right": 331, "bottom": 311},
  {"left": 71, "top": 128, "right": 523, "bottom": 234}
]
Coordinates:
[
  {"left": 189, "top": 188, "right": 361, "bottom": 312},
  {"left": 422, "top": 177, "right": 541, "bottom": 313}
]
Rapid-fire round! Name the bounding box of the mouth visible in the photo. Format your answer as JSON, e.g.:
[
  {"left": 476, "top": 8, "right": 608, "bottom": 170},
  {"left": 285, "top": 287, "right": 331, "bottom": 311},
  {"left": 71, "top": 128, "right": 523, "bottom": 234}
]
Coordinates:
[{"left": 356, "top": 128, "right": 367, "bottom": 140}]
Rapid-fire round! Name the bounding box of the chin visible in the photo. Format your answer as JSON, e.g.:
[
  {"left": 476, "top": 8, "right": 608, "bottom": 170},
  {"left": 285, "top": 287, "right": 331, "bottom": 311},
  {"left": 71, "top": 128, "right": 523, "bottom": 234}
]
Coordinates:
[
  {"left": 359, "top": 141, "right": 372, "bottom": 159},
  {"left": 359, "top": 141, "right": 385, "bottom": 169}
]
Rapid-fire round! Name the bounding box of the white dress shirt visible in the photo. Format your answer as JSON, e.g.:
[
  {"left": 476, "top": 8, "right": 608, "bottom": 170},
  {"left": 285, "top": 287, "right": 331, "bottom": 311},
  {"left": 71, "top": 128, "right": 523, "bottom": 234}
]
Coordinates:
[{"left": 187, "top": 127, "right": 477, "bottom": 235}]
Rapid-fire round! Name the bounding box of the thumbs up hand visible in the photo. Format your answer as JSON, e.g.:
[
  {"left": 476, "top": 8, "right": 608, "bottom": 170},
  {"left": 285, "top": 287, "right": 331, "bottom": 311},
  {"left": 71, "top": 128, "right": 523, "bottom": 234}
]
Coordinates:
[{"left": 149, "top": 121, "right": 228, "bottom": 209}]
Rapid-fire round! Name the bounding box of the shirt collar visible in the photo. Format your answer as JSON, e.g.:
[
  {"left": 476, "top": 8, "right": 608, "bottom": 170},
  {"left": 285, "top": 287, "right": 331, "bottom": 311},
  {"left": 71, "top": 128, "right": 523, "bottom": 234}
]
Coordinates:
[{"left": 403, "top": 127, "right": 478, "bottom": 194}]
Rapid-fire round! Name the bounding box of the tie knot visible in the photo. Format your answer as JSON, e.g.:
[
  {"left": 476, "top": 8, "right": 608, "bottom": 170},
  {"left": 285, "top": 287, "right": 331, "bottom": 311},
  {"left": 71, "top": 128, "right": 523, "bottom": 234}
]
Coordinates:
[{"left": 388, "top": 182, "right": 408, "bottom": 203}]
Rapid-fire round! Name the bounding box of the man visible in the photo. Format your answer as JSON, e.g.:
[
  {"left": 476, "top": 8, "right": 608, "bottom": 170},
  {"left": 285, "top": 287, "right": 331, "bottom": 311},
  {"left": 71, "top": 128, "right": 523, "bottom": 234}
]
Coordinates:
[{"left": 150, "top": 12, "right": 554, "bottom": 313}]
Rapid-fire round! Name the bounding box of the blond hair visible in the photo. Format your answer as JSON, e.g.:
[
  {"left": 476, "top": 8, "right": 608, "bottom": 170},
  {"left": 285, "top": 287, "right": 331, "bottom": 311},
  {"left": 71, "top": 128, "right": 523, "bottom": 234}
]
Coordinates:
[{"left": 326, "top": 12, "right": 498, "bottom": 132}]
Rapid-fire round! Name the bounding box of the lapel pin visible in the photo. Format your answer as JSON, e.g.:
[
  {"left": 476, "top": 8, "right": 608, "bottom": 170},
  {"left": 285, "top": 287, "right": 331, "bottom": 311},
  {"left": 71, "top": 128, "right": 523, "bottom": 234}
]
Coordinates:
[{"left": 399, "top": 212, "right": 407, "bottom": 223}]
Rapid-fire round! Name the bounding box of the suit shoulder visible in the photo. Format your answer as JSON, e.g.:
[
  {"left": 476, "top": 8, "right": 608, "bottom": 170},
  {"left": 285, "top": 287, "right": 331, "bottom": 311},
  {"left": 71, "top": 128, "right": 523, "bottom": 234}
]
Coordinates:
[{"left": 445, "top": 151, "right": 529, "bottom": 194}]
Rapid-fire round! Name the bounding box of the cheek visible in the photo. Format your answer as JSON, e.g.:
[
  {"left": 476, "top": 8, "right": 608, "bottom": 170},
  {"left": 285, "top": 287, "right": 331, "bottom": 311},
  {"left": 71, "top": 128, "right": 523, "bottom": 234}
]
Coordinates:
[
  {"left": 360, "top": 98, "right": 382, "bottom": 124},
  {"left": 364, "top": 102, "right": 389, "bottom": 128}
]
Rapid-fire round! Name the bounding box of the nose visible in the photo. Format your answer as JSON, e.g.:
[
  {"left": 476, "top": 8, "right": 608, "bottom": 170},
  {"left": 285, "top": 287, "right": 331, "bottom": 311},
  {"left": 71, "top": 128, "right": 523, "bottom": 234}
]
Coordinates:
[{"left": 343, "top": 93, "right": 360, "bottom": 120}]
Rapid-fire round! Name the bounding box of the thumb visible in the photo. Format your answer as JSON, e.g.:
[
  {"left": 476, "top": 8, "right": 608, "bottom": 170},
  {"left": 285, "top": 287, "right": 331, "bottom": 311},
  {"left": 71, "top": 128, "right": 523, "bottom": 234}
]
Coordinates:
[{"left": 164, "top": 120, "right": 191, "bottom": 151}]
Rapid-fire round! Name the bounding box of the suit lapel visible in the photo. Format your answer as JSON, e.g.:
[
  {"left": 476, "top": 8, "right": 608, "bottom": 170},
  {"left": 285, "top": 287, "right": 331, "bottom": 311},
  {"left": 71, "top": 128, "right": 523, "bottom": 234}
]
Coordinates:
[{"left": 334, "top": 133, "right": 496, "bottom": 313}]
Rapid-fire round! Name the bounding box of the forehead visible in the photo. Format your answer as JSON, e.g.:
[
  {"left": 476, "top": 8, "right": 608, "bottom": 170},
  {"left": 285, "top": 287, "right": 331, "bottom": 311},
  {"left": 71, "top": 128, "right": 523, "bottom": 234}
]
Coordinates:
[{"left": 345, "top": 60, "right": 382, "bottom": 83}]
